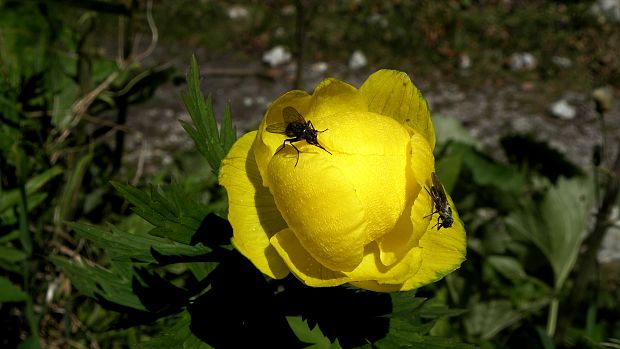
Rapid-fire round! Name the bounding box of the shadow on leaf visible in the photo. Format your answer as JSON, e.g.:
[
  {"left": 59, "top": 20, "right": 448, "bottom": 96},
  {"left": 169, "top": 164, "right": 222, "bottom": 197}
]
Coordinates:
[
  {"left": 188, "top": 250, "right": 303, "bottom": 348},
  {"left": 278, "top": 278, "right": 392, "bottom": 347}
]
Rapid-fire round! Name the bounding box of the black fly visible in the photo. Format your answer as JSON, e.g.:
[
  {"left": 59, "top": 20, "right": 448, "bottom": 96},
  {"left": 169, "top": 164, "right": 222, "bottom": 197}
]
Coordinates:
[
  {"left": 424, "top": 172, "right": 454, "bottom": 230},
  {"left": 266, "top": 106, "right": 332, "bottom": 166}
]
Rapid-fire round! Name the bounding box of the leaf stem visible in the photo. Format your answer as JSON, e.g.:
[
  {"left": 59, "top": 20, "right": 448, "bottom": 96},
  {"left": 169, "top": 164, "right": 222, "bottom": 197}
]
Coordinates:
[{"left": 546, "top": 297, "right": 559, "bottom": 337}]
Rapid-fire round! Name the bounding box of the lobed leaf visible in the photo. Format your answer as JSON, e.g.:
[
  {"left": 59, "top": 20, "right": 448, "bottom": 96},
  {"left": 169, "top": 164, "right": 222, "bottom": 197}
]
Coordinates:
[
  {"left": 143, "top": 311, "right": 213, "bottom": 349},
  {"left": 50, "top": 256, "right": 146, "bottom": 311},
  {"left": 505, "top": 176, "right": 594, "bottom": 290},
  {"left": 180, "top": 56, "right": 236, "bottom": 174},
  {"left": 68, "top": 222, "right": 210, "bottom": 264},
  {"left": 111, "top": 182, "right": 209, "bottom": 244},
  {"left": 287, "top": 316, "right": 342, "bottom": 349}
]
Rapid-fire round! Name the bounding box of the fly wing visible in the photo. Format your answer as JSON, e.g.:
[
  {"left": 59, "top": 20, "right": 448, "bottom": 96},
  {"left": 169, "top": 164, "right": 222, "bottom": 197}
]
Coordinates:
[
  {"left": 282, "top": 106, "right": 306, "bottom": 124},
  {"left": 431, "top": 172, "right": 448, "bottom": 202},
  {"left": 265, "top": 122, "right": 289, "bottom": 134}
]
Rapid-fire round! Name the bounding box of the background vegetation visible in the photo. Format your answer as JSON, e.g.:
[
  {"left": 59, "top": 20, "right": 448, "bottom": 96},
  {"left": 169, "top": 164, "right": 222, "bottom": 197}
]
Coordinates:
[{"left": 1, "top": 1, "right": 618, "bottom": 348}]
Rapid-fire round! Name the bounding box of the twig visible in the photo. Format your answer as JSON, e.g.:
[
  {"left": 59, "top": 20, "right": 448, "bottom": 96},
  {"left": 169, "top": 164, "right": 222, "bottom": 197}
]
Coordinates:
[
  {"left": 130, "top": 138, "right": 147, "bottom": 186},
  {"left": 132, "top": 0, "right": 157, "bottom": 62}
]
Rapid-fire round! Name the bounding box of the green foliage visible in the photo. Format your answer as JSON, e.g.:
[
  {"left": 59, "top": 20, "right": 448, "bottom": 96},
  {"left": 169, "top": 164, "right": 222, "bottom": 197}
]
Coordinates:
[
  {"left": 143, "top": 311, "right": 213, "bottom": 349},
  {"left": 287, "top": 316, "right": 342, "bottom": 349},
  {"left": 0, "top": 276, "right": 28, "bottom": 302},
  {"left": 111, "top": 181, "right": 211, "bottom": 244},
  {"left": 180, "top": 56, "right": 236, "bottom": 174},
  {"left": 0, "top": 1, "right": 177, "bottom": 346},
  {"left": 68, "top": 222, "right": 211, "bottom": 265},
  {"left": 506, "top": 177, "right": 594, "bottom": 290},
  {"left": 50, "top": 255, "right": 147, "bottom": 311}
]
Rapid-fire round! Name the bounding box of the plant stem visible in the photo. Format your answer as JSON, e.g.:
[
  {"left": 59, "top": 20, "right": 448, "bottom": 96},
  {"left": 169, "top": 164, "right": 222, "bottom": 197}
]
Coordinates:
[
  {"left": 17, "top": 151, "right": 39, "bottom": 338},
  {"left": 546, "top": 297, "right": 559, "bottom": 337}
]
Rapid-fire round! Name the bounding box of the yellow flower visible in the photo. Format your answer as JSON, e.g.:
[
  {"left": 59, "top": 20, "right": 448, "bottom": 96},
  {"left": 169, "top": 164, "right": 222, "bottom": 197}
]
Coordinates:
[{"left": 219, "top": 70, "right": 466, "bottom": 292}]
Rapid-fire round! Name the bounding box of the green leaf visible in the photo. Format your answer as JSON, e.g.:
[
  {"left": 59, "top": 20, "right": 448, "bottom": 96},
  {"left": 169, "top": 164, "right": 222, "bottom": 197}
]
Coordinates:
[
  {"left": 57, "top": 151, "right": 94, "bottom": 221},
  {"left": 487, "top": 255, "right": 527, "bottom": 281},
  {"left": 435, "top": 153, "right": 464, "bottom": 193},
  {"left": 0, "top": 245, "right": 28, "bottom": 262},
  {"left": 51, "top": 77, "right": 79, "bottom": 129},
  {"left": 287, "top": 316, "right": 342, "bottom": 349},
  {"left": 68, "top": 222, "right": 210, "bottom": 264},
  {"left": 143, "top": 311, "right": 213, "bottom": 349},
  {"left": 180, "top": 55, "right": 236, "bottom": 174},
  {"left": 0, "top": 166, "right": 63, "bottom": 212},
  {"left": 374, "top": 318, "right": 475, "bottom": 349},
  {"left": 0, "top": 230, "right": 20, "bottom": 243},
  {"left": 536, "top": 326, "right": 556, "bottom": 349},
  {"left": 0, "top": 276, "right": 28, "bottom": 302},
  {"left": 462, "top": 146, "right": 526, "bottom": 193},
  {"left": 16, "top": 336, "right": 41, "bottom": 349},
  {"left": 505, "top": 176, "right": 594, "bottom": 290},
  {"left": 50, "top": 256, "right": 146, "bottom": 311},
  {"left": 0, "top": 192, "right": 46, "bottom": 225},
  {"left": 390, "top": 293, "right": 427, "bottom": 317},
  {"left": 433, "top": 114, "right": 480, "bottom": 149},
  {"left": 465, "top": 300, "right": 522, "bottom": 340},
  {"left": 111, "top": 182, "right": 209, "bottom": 244}
]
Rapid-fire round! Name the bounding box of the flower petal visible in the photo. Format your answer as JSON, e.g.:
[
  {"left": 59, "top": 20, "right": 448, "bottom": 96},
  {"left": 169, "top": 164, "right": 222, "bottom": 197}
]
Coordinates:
[
  {"left": 270, "top": 228, "right": 349, "bottom": 287},
  {"left": 267, "top": 155, "right": 367, "bottom": 272},
  {"left": 402, "top": 194, "right": 467, "bottom": 290},
  {"left": 218, "top": 131, "right": 290, "bottom": 279},
  {"left": 359, "top": 69, "right": 435, "bottom": 149},
  {"left": 270, "top": 229, "right": 423, "bottom": 289},
  {"left": 304, "top": 77, "right": 367, "bottom": 121},
  {"left": 266, "top": 111, "right": 413, "bottom": 272},
  {"left": 377, "top": 132, "right": 435, "bottom": 266},
  {"left": 254, "top": 78, "right": 366, "bottom": 187},
  {"left": 254, "top": 90, "right": 311, "bottom": 186}
]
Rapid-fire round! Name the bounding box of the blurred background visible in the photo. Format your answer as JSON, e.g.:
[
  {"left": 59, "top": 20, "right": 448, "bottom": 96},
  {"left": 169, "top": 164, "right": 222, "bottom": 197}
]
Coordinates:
[{"left": 1, "top": 0, "right": 619, "bottom": 348}]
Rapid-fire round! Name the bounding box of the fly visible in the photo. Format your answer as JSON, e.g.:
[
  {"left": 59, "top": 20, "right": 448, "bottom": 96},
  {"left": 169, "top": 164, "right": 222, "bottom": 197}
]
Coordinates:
[
  {"left": 424, "top": 172, "right": 454, "bottom": 230},
  {"left": 266, "top": 106, "right": 332, "bottom": 166}
]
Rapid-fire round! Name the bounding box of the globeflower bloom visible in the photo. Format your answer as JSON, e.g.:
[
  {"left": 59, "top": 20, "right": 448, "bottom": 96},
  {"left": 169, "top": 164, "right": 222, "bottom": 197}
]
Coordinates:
[{"left": 219, "top": 70, "right": 466, "bottom": 292}]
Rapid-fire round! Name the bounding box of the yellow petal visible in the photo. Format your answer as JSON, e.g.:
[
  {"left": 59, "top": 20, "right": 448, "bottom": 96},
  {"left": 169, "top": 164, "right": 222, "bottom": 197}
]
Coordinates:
[
  {"left": 359, "top": 69, "right": 435, "bottom": 150},
  {"left": 254, "top": 90, "right": 311, "bottom": 186},
  {"left": 377, "top": 132, "right": 435, "bottom": 266},
  {"left": 270, "top": 229, "right": 423, "bottom": 288},
  {"left": 218, "top": 131, "right": 290, "bottom": 279},
  {"left": 266, "top": 111, "right": 413, "bottom": 272},
  {"left": 267, "top": 155, "right": 367, "bottom": 272},
  {"left": 254, "top": 78, "right": 366, "bottom": 187},
  {"left": 304, "top": 77, "right": 367, "bottom": 121},
  {"left": 402, "top": 194, "right": 467, "bottom": 290},
  {"left": 270, "top": 228, "right": 349, "bottom": 287},
  {"left": 353, "top": 195, "right": 466, "bottom": 292}
]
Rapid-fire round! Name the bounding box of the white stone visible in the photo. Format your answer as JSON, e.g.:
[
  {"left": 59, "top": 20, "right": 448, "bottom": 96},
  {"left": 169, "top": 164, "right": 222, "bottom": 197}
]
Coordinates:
[
  {"left": 349, "top": 50, "right": 367, "bottom": 70},
  {"left": 552, "top": 56, "right": 572, "bottom": 68},
  {"left": 460, "top": 54, "right": 472, "bottom": 69},
  {"left": 242, "top": 97, "right": 254, "bottom": 107},
  {"left": 227, "top": 5, "right": 249, "bottom": 20},
  {"left": 262, "top": 46, "right": 292, "bottom": 67},
  {"left": 550, "top": 99, "right": 577, "bottom": 120},
  {"left": 591, "top": 0, "right": 620, "bottom": 23},
  {"left": 509, "top": 52, "right": 537, "bottom": 71},
  {"left": 311, "top": 62, "right": 328, "bottom": 73}
]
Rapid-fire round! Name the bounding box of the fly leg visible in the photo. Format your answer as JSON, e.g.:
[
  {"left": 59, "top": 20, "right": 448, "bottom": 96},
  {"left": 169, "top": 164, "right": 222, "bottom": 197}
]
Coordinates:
[{"left": 274, "top": 137, "right": 302, "bottom": 166}]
